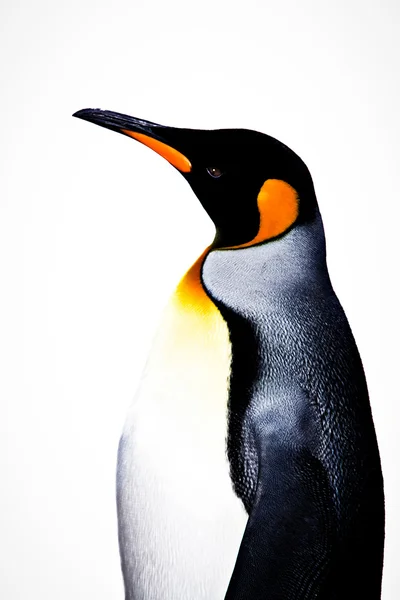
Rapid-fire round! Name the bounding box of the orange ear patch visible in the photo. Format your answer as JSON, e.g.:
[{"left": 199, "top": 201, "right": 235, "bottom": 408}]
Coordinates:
[
  {"left": 121, "top": 130, "right": 192, "bottom": 173},
  {"left": 232, "top": 179, "right": 299, "bottom": 249}
]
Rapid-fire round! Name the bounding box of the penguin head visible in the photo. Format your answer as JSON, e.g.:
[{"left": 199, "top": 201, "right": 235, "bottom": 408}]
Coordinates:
[{"left": 73, "top": 109, "right": 317, "bottom": 249}]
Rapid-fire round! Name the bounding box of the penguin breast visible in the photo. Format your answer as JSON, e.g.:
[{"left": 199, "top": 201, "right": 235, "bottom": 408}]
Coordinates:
[{"left": 117, "top": 253, "right": 248, "bottom": 600}]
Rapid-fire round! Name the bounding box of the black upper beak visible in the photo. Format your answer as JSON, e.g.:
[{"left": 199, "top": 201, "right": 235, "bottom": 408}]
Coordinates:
[{"left": 72, "top": 108, "right": 164, "bottom": 138}]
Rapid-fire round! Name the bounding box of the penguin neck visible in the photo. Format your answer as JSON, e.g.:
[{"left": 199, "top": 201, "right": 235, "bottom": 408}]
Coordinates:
[
  {"left": 144, "top": 248, "right": 230, "bottom": 368},
  {"left": 258, "top": 209, "right": 328, "bottom": 289},
  {"left": 173, "top": 248, "right": 212, "bottom": 315},
  {"left": 201, "top": 210, "right": 330, "bottom": 315},
  {"left": 173, "top": 248, "right": 216, "bottom": 318}
]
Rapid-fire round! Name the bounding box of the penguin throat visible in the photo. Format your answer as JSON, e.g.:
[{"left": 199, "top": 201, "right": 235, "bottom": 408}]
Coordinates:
[
  {"left": 174, "top": 248, "right": 216, "bottom": 317},
  {"left": 168, "top": 248, "right": 232, "bottom": 388}
]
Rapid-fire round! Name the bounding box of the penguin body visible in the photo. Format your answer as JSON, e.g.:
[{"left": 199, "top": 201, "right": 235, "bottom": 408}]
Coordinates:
[{"left": 74, "top": 109, "right": 384, "bottom": 600}]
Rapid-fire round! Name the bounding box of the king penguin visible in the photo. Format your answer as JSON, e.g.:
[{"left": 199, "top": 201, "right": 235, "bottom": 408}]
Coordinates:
[{"left": 73, "top": 108, "right": 385, "bottom": 600}]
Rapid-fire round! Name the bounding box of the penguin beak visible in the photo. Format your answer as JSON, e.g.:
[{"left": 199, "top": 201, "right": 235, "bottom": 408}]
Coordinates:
[{"left": 73, "top": 108, "right": 192, "bottom": 173}]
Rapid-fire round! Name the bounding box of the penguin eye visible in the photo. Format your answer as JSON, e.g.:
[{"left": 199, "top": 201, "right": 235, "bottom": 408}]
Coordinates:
[{"left": 206, "top": 167, "right": 223, "bottom": 178}]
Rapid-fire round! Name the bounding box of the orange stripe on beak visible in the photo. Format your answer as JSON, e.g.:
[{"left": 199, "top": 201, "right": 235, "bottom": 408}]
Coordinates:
[{"left": 122, "top": 130, "right": 192, "bottom": 173}]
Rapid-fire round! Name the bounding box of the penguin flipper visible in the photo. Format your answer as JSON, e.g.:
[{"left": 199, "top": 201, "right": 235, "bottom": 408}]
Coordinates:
[{"left": 224, "top": 444, "right": 335, "bottom": 600}]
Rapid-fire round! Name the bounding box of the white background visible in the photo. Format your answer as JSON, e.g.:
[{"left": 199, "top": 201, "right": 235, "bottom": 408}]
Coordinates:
[{"left": 1, "top": 0, "right": 399, "bottom": 598}]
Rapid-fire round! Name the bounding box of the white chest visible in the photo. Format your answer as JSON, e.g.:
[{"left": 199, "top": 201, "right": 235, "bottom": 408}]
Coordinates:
[{"left": 117, "top": 258, "right": 248, "bottom": 600}]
